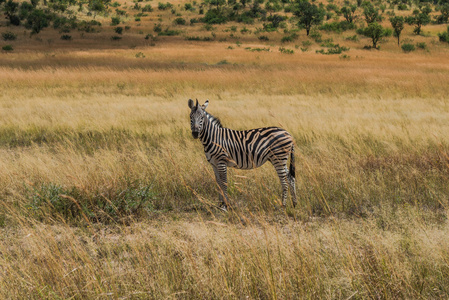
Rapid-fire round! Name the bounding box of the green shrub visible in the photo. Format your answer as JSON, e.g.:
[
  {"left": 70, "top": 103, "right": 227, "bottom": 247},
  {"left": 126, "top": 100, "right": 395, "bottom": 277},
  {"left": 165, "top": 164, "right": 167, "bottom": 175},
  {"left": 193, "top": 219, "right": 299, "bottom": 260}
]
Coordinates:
[
  {"left": 202, "top": 8, "right": 228, "bottom": 24},
  {"left": 258, "top": 35, "right": 269, "bottom": 41},
  {"left": 1, "top": 31, "right": 17, "bottom": 41},
  {"left": 401, "top": 43, "right": 415, "bottom": 52},
  {"left": 310, "top": 30, "right": 322, "bottom": 42},
  {"left": 397, "top": 3, "right": 408, "bottom": 10},
  {"left": 2, "top": 45, "right": 13, "bottom": 51},
  {"left": 158, "top": 2, "right": 173, "bottom": 10},
  {"left": 316, "top": 44, "right": 350, "bottom": 55},
  {"left": 185, "top": 3, "right": 195, "bottom": 11},
  {"left": 153, "top": 23, "right": 162, "bottom": 33},
  {"left": 279, "top": 47, "right": 294, "bottom": 54},
  {"left": 383, "top": 28, "right": 393, "bottom": 37},
  {"left": 115, "top": 26, "right": 123, "bottom": 34},
  {"left": 142, "top": 4, "right": 153, "bottom": 12},
  {"left": 115, "top": 9, "right": 126, "bottom": 16},
  {"left": 26, "top": 182, "right": 157, "bottom": 224},
  {"left": 245, "top": 47, "right": 270, "bottom": 52},
  {"left": 158, "top": 28, "right": 180, "bottom": 36},
  {"left": 438, "top": 26, "right": 449, "bottom": 43},
  {"left": 416, "top": 42, "right": 426, "bottom": 49},
  {"left": 345, "top": 34, "right": 359, "bottom": 41},
  {"left": 111, "top": 16, "right": 120, "bottom": 26},
  {"left": 185, "top": 36, "right": 213, "bottom": 41},
  {"left": 60, "top": 34, "right": 72, "bottom": 40},
  {"left": 111, "top": 36, "right": 122, "bottom": 40},
  {"left": 174, "top": 17, "right": 186, "bottom": 25},
  {"left": 25, "top": 9, "right": 51, "bottom": 34}
]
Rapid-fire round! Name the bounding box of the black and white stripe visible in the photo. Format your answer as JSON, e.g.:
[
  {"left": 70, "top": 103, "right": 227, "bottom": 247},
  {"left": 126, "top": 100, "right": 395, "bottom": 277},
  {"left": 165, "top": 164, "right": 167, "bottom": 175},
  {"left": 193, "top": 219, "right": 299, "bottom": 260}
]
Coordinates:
[{"left": 188, "top": 99, "right": 297, "bottom": 209}]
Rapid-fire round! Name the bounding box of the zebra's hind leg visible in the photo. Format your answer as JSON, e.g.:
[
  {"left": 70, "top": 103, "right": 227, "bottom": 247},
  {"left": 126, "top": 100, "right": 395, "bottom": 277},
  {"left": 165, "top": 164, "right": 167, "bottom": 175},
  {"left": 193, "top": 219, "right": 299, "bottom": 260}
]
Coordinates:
[
  {"left": 288, "top": 175, "right": 297, "bottom": 207},
  {"left": 212, "top": 163, "right": 229, "bottom": 210},
  {"left": 273, "top": 164, "right": 290, "bottom": 207}
]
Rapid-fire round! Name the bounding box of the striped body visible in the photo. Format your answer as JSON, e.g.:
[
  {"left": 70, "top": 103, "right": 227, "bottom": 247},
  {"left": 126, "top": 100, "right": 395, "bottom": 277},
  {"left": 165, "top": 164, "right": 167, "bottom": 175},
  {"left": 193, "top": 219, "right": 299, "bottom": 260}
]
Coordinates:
[{"left": 189, "top": 99, "right": 297, "bottom": 209}]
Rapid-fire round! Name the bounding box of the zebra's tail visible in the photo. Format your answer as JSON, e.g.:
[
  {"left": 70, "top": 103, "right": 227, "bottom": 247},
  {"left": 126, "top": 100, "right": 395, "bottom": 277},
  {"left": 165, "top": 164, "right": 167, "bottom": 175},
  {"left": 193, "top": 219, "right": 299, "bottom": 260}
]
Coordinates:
[{"left": 289, "top": 145, "right": 295, "bottom": 180}]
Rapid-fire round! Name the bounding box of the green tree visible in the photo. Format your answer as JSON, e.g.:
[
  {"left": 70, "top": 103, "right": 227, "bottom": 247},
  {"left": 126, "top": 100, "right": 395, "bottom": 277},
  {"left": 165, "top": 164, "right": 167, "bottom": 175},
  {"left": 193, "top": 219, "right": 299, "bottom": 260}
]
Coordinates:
[
  {"left": 436, "top": 3, "right": 449, "bottom": 24},
  {"left": 25, "top": 9, "right": 50, "bottom": 34},
  {"left": 341, "top": 5, "right": 357, "bottom": 24},
  {"left": 3, "top": 0, "right": 20, "bottom": 25},
  {"left": 389, "top": 15, "right": 404, "bottom": 46},
  {"left": 362, "top": 2, "right": 381, "bottom": 24},
  {"left": 360, "top": 22, "right": 384, "bottom": 48},
  {"left": 292, "top": 0, "right": 325, "bottom": 36},
  {"left": 406, "top": 6, "right": 431, "bottom": 35},
  {"left": 89, "top": 0, "right": 106, "bottom": 13}
]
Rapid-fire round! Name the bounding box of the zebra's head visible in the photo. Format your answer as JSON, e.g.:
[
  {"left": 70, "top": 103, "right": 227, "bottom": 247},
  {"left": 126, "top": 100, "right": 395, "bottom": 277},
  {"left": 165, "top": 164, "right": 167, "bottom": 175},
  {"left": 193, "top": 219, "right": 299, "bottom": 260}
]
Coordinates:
[{"left": 188, "top": 99, "right": 209, "bottom": 139}]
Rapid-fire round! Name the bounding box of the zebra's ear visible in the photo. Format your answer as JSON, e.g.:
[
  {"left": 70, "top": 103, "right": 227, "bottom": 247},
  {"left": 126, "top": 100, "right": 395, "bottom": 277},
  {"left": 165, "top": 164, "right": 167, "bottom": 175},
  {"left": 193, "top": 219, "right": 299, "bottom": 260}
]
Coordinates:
[
  {"left": 188, "top": 99, "right": 194, "bottom": 109},
  {"left": 202, "top": 100, "right": 209, "bottom": 110}
]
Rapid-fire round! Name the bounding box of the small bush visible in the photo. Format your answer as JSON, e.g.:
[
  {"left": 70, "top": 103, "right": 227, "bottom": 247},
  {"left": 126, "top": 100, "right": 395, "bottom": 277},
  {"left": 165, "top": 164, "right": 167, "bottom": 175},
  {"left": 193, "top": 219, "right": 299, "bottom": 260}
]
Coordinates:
[
  {"left": 302, "top": 40, "right": 312, "bottom": 47},
  {"left": 158, "top": 29, "right": 180, "bottom": 36},
  {"left": 279, "top": 47, "right": 294, "bottom": 54},
  {"left": 345, "top": 34, "right": 359, "bottom": 41},
  {"left": 258, "top": 35, "right": 269, "bottom": 41},
  {"left": 111, "top": 17, "right": 120, "bottom": 26},
  {"left": 316, "top": 44, "right": 350, "bottom": 55},
  {"left": 438, "top": 26, "right": 449, "bottom": 43},
  {"left": 202, "top": 8, "right": 228, "bottom": 24},
  {"left": 115, "top": 27, "right": 123, "bottom": 34},
  {"left": 25, "top": 182, "right": 158, "bottom": 224},
  {"left": 174, "top": 17, "right": 186, "bottom": 25},
  {"left": 246, "top": 47, "right": 270, "bottom": 52},
  {"left": 416, "top": 42, "right": 426, "bottom": 49},
  {"left": 111, "top": 36, "right": 122, "bottom": 40},
  {"left": 2, "top": 31, "right": 17, "bottom": 41},
  {"left": 281, "top": 35, "right": 293, "bottom": 43},
  {"left": 153, "top": 23, "right": 162, "bottom": 33},
  {"left": 2, "top": 45, "right": 13, "bottom": 51},
  {"left": 310, "top": 30, "right": 322, "bottom": 42},
  {"left": 401, "top": 43, "right": 415, "bottom": 52},
  {"left": 383, "top": 28, "right": 393, "bottom": 37},
  {"left": 142, "top": 4, "right": 153, "bottom": 12},
  {"left": 397, "top": 3, "right": 408, "bottom": 10},
  {"left": 60, "top": 35, "right": 72, "bottom": 40},
  {"left": 158, "top": 2, "right": 173, "bottom": 10},
  {"left": 115, "top": 9, "right": 126, "bottom": 16},
  {"left": 184, "top": 3, "right": 195, "bottom": 11},
  {"left": 135, "top": 52, "right": 145, "bottom": 58}
]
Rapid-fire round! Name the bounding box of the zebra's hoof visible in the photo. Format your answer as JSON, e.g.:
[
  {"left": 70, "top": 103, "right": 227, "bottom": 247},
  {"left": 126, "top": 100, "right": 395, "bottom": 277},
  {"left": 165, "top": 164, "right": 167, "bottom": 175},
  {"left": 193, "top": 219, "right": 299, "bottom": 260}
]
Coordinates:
[{"left": 219, "top": 204, "right": 228, "bottom": 212}]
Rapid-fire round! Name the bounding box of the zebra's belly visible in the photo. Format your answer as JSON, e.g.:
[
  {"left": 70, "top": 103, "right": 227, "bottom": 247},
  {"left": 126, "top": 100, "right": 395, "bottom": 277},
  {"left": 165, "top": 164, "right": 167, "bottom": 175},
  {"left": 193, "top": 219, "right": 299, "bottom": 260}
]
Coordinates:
[
  {"left": 226, "top": 156, "right": 267, "bottom": 170},
  {"left": 206, "top": 151, "right": 265, "bottom": 169}
]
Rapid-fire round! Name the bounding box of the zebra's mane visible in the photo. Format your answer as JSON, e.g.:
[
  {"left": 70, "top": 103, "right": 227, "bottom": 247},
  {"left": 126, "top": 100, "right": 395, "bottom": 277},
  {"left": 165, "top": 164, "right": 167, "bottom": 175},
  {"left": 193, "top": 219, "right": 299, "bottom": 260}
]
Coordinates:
[{"left": 205, "top": 111, "right": 223, "bottom": 128}]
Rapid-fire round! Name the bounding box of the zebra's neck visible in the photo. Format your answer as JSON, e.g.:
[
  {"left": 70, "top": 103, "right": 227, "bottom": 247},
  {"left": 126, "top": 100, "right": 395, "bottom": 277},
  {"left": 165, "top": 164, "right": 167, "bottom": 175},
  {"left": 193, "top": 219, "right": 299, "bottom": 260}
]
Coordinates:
[
  {"left": 205, "top": 112, "right": 222, "bottom": 128},
  {"left": 199, "top": 112, "right": 224, "bottom": 142}
]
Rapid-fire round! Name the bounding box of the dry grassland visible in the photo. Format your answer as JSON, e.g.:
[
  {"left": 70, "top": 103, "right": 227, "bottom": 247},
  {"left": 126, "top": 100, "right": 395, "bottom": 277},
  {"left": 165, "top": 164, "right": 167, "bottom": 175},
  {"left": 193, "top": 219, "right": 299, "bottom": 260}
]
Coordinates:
[{"left": 1, "top": 22, "right": 449, "bottom": 298}]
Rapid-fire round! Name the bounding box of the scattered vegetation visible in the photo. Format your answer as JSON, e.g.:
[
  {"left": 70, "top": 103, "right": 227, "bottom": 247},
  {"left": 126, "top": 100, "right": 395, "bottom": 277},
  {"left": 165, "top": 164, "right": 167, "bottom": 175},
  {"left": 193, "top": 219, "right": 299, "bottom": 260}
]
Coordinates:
[
  {"left": 401, "top": 42, "right": 415, "bottom": 52},
  {"left": 1, "top": 0, "right": 449, "bottom": 298}
]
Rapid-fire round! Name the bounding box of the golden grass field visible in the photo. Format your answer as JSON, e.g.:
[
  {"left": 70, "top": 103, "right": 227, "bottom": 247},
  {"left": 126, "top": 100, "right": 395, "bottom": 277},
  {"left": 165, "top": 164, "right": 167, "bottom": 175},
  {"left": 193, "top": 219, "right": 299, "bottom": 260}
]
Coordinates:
[{"left": 2, "top": 0, "right": 449, "bottom": 298}]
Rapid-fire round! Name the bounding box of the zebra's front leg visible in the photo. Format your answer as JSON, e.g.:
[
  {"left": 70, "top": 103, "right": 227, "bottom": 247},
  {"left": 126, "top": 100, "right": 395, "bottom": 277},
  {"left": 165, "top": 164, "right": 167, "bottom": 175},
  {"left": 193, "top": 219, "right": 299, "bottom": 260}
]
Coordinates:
[{"left": 212, "top": 163, "right": 229, "bottom": 210}]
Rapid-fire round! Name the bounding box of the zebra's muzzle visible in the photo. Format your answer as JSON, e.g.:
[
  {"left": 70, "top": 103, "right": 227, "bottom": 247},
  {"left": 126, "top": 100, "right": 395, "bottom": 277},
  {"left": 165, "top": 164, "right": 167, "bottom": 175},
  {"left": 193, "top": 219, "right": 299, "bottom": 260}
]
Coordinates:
[{"left": 192, "top": 131, "right": 199, "bottom": 139}]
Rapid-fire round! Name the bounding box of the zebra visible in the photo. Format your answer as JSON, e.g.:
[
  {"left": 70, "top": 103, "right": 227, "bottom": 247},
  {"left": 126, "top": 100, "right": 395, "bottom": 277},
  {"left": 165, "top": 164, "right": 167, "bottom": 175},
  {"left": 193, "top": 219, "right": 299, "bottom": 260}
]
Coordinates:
[{"left": 188, "top": 99, "right": 297, "bottom": 209}]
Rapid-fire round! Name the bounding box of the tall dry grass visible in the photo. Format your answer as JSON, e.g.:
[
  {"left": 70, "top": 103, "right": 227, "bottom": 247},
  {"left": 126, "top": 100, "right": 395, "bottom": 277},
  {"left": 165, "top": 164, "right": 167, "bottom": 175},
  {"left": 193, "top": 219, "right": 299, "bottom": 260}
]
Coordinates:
[{"left": 1, "top": 43, "right": 449, "bottom": 298}]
